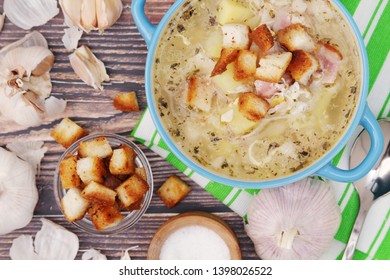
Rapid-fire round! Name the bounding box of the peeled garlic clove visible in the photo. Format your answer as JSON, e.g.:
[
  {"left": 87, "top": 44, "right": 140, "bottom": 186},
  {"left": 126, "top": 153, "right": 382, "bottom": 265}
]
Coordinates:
[
  {"left": 69, "top": 45, "right": 110, "bottom": 90},
  {"left": 6, "top": 141, "right": 48, "bottom": 173},
  {"left": 10, "top": 218, "right": 79, "bottom": 260},
  {"left": 62, "top": 26, "right": 83, "bottom": 51},
  {"left": 82, "top": 249, "right": 107, "bottom": 260},
  {"left": 81, "top": 0, "right": 97, "bottom": 32},
  {"left": 0, "top": 14, "right": 5, "bottom": 33},
  {"left": 4, "top": 0, "right": 59, "bottom": 30},
  {"left": 96, "top": 0, "right": 123, "bottom": 33},
  {"left": 245, "top": 178, "right": 341, "bottom": 260},
  {"left": 0, "top": 148, "right": 38, "bottom": 235}
]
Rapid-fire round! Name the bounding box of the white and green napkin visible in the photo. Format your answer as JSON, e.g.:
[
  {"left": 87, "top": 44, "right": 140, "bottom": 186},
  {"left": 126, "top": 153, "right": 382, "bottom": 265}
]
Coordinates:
[{"left": 132, "top": 0, "right": 390, "bottom": 260}]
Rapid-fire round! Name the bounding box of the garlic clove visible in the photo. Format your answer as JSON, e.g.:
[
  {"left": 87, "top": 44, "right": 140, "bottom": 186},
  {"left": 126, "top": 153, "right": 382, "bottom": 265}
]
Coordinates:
[
  {"left": 0, "top": 148, "right": 38, "bottom": 235},
  {"left": 96, "top": 0, "right": 123, "bottom": 33},
  {"left": 33, "top": 218, "right": 79, "bottom": 260},
  {"left": 62, "top": 26, "right": 83, "bottom": 51},
  {"left": 245, "top": 178, "right": 341, "bottom": 260},
  {"left": 24, "top": 73, "right": 53, "bottom": 99},
  {"left": 10, "top": 218, "right": 79, "bottom": 260},
  {"left": 23, "top": 91, "right": 46, "bottom": 113},
  {"left": 81, "top": 0, "right": 98, "bottom": 32},
  {"left": 82, "top": 249, "right": 107, "bottom": 260},
  {"left": 0, "top": 14, "right": 5, "bottom": 33},
  {"left": 59, "top": 0, "right": 83, "bottom": 31},
  {"left": 69, "top": 45, "right": 110, "bottom": 90},
  {"left": 4, "top": 0, "right": 59, "bottom": 30},
  {"left": 6, "top": 141, "right": 48, "bottom": 173}
]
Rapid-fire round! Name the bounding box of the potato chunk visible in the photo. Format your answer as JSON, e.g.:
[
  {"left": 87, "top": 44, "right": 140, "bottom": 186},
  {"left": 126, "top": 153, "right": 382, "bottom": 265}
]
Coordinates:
[
  {"left": 59, "top": 155, "right": 81, "bottom": 189},
  {"left": 78, "top": 137, "right": 113, "bottom": 158},
  {"left": 81, "top": 181, "right": 117, "bottom": 206},
  {"left": 217, "top": 0, "right": 254, "bottom": 25},
  {"left": 76, "top": 157, "right": 106, "bottom": 184},
  {"left": 157, "top": 175, "right": 191, "bottom": 208},
  {"left": 61, "top": 188, "right": 90, "bottom": 222},
  {"left": 51, "top": 118, "right": 86, "bottom": 148},
  {"left": 116, "top": 174, "right": 149, "bottom": 208},
  {"left": 109, "top": 146, "right": 136, "bottom": 175}
]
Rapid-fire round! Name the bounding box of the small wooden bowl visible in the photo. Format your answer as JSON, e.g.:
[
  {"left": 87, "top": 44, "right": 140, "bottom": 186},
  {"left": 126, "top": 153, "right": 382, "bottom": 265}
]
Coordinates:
[{"left": 147, "top": 211, "right": 242, "bottom": 260}]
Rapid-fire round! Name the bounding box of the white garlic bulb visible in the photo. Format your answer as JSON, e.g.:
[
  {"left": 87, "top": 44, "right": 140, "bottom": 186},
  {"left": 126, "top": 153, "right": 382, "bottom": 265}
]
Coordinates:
[
  {"left": 245, "top": 178, "right": 341, "bottom": 260},
  {"left": 60, "top": 0, "right": 123, "bottom": 33}
]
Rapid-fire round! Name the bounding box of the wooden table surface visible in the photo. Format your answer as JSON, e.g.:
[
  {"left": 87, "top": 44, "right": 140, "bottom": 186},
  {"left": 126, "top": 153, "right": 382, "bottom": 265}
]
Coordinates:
[{"left": 0, "top": 0, "right": 258, "bottom": 260}]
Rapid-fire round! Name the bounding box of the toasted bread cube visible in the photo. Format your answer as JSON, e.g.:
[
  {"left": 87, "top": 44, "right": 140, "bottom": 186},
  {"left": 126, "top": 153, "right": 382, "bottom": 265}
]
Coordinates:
[
  {"left": 234, "top": 50, "right": 258, "bottom": 81},
  {"left": 76, "top": 157, "right": 106, "bottom": 184},
  {"left": 104, "top": 174, "right": 123, "bottom": 189},
  {"left": 135, "top": 167, "right": 147, "bottom": 181},
  {"left": 81, "top": 181, "right": 117, "bottom": 206},
  {"left": 255, "top": 52, "right": 292, "bottom": 83},
  {"left": 276, "top": 24, "right": 315, "bottom": 52},
  {"left": 109, "top": 146, "right": 136, "bottom": 175},
  {"left": 88, "top": 203, "right": 124, "bottom": 231},
  {"left": 78, "top": 137, "right": 113, "bottom": 158},
  {"left": 222, "top": 24, "right": 251, "bottom": 50},
  {"left": 238, "top": 92, "right": 270, "bottom": 122},
  {"left": 288, "top": 50, "right": 319, "bottom": 85},
  {"left": 217, "top": 0, "right": 254, "bottom": 25},
  {"left": 249, "top": 24, "right": 274, "bottom": 53},
  {"left": 59, "top": 155, "right": 81, "bottom": 189},
  {"left": 61, "top": 188, "right": 90, "bottom": 222},
  {"left": 113, "top": 92, "right": 139, "bottom": 112},
  {"left": 119, "top": 196, "right": 144, "bottom": 211},
  {"left": 157, "top": 175, "right": 191, "bottom": 208},
  {"left": 186, "top": 75, "right": 214, "bottom": 112},
  {"left": 116, "top": 174, "right": 149, "bottom": 208},
  {"left": 211, "top": 48, "right": 240, "bottom": 77},
  {"left": 51, "top": 118, "right": 86, "bottom": 148}
]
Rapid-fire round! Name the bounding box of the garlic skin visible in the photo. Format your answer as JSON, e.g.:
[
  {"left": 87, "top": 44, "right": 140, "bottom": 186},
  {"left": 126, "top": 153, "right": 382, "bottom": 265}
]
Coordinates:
[
  {"left": 245, "top": 178, "right": 341, "bottom": 260},
  {"left": 0, "top": 14, "right": 5, "bottom": 32},
  {"left": 69, "top": 45, "right": 110, "bottom": 90},
  {"left": 121, "top": 246, "right": 138, "bottom": 260},
  {"left": 4, "top": 0, "right": 59, "bottom": 30},
  {"left": 10, "top": 218, "right": 79, "bottom": 260},
  {"left": 82, "top": 249, "right": 107, "bottom": 260},
  {"left": 0, "top": 148, "right": 38, "bottom": 236},
  {"left": 0, "top": 32, "right": 66, "bottom": 127},
  {"left": 62, "top": 26, "right": 83, "bottom": 51},
  {"left": 60, "top": 0, "right": 123, "bottom": 33},
  {"left": 6, "top": 141, "right": 48, "bottom": 173}
]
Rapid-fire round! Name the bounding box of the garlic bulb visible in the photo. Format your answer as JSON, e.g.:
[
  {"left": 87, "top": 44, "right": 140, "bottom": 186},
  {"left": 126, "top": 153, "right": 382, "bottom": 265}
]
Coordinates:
[
  {"left": 245, "top": 178, "right": 341, "bottom": 260},
  {"left": 10, "top": 218, "right": 79, "bottom": 260},
  {"left": 6, "top": 141, "right": 48, "bottom": 173},
  {"left": 0, "top": 32, "right": 66, "bottom": 127},
  {"left": 69, "top": 45, "right": 110, "bottom": 90},
  {"left": 0, "top": 148, "right": 38, "bottom": 236},
  {"left": 82, "top": 249, "right": 107, "bottom": 260},
  {"left": 4, "top": 0, "right": 59, "bottom": 30},
  {"left": 0, "top": 14, "right": 5, "bottom": 32},
  {"left": 60, "top": 0, "right": 123, "bottom": 33}
]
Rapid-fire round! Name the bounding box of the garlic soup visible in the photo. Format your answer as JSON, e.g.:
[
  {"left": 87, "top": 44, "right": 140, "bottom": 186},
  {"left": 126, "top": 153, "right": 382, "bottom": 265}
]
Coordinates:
[{"left": 153, "top": 0, "right": 361, "bottom": 181}]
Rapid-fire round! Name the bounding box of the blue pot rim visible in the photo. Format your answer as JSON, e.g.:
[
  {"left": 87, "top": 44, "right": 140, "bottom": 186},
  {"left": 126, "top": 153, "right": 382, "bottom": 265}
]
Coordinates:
[{"left": 143, "top": 0, "right": 370, "bottom": 189}]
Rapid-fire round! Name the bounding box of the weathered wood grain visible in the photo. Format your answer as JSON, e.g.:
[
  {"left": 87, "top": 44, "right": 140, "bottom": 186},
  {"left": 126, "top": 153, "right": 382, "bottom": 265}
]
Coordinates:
[{"left": 0, "top": 0, "right": 259, "bottom": 260}]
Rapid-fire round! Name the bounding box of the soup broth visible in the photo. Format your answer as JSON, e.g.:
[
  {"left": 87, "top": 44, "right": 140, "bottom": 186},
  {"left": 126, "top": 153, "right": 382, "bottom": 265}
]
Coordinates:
[{"left": 153, "top": 0, "right": 360, "bottom": 181}]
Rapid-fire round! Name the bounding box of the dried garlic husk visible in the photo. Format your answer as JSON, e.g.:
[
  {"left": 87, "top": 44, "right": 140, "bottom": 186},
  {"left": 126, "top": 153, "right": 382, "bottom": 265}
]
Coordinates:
[
  {"left": 0, "top": 148, "right": 38, "bottom": 235},
  {"left": 3, "top": 0, "right": 59, "bottom": 30},
  {"left": 245, "top": 178, "right": 341, "bottom": 260},
  {"left": 69, "top": 45, "right": 110, "bottom": 90},
  {"left": 120, "top": 246, "right": 138, "bottom": 260},
  {"left": 62, "top": 26, "right": 83, "bottom": 51},
  {"left": 0, "top": 14, "right": 5, "bottom": 32},
  {"left": 82, "top": 249, "right": 107, "bottom": 260},
  {"left": 6, "top": 141, "right": 48, "bottom": 173},
  {"left": 10, "top": 218, "right": 79, "bottom": 260},
  {"left": 60, "top": 0, "right": 123, "bottom": 33},
  {"left": 0, "top": 32, "right": 66, "bottom": 127}
]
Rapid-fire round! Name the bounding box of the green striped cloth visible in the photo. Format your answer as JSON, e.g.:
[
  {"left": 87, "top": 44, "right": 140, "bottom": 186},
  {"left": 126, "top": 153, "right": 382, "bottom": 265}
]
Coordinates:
[{"left": 132, "top": 0, "right": 390, "bottom": 260}]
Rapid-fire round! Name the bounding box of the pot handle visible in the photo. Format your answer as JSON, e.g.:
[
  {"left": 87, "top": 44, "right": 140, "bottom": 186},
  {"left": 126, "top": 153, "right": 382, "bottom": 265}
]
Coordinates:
[
  {"left": 316, "top": 106, "right": 384, "bottom": 182},
  {"left": 132, "top": 0, "right": 157, "bottom": 47}
]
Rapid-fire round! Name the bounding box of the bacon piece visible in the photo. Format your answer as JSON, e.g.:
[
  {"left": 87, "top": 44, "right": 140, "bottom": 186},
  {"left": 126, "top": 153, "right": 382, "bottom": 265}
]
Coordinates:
[{"left": 315, "top": 42, "right": 343, "bottom": 84}]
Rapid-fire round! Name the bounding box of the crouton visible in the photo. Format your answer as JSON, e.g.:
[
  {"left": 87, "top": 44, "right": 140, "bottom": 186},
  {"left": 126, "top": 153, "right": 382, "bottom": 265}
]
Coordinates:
[
  {"left": 276, "top": 24, "right": 316, "bottom": 52},
  {"left": 61, "top": 188, "right": 90, "bottom": 222},
  {"left": 113, "top": 92, "right": 140, "bottom": 112},
  {"left": 157, "top": 175, "right": 191, "bottom": 208},
  {"left": 78, "top": 137, "right": 113, "bottom": 158},
  {"left": 211, "top": 48, "right": 240, "bottom": 77},
  {"left": 119, "top": 196, "right": 144, "bottom": 211},
  {"left": 88, "top": 203, "right": 124, "bottom": 231},
  {"left": 116, "top": 174, "right": 149, "bottom": 208},
  {"left": 76, "top": 157, "right": 106, "bottom": 184},
  {"left": 234, "top": 50, "right": 258, "bottom": 81},
  {"left": 186, "top": 74, "right": 214, "bottom": 112},
  {"left": 135, "top": 167, "right": 147, "bottom": 181},
  {"left": 222, "top": 24, "right": 251, "bottom": 50},
  {"left": 104, "top": 174, "right": 123, "bottom": 189},
  {"left": 249, "top": 24, "right": 274, "bottom": 53},
  {"left": 59, "top": 155, "right": 81, "bottom": 189},
  {"left": 288, "top": 50, "right": 319, "bottom": 85},
  {"left": 255, "top": 52, "right": 292, "bottom": 83},
  {"left": 238, "top": 92, "right": 270, "bottom": 122},
  {"left": 51, "top": 118, "right": 86, "bottom": 149},
  {"left": 109, "top": 146, "right": 136, "bottom": 175},
  {"left": 81, "top": 181, "right": 117, "bottom": 206}
]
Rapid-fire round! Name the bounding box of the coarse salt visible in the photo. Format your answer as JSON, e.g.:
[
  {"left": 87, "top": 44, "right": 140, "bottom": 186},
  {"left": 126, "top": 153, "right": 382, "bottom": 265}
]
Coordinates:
[{"left": 159, "top": 225, "right": 231, "bottom": 260}]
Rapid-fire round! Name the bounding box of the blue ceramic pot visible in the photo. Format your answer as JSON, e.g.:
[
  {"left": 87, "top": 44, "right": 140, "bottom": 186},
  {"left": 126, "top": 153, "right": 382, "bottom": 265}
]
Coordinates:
[{"left": 132, "top": 0, "right": 384, "bottom": 188}]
